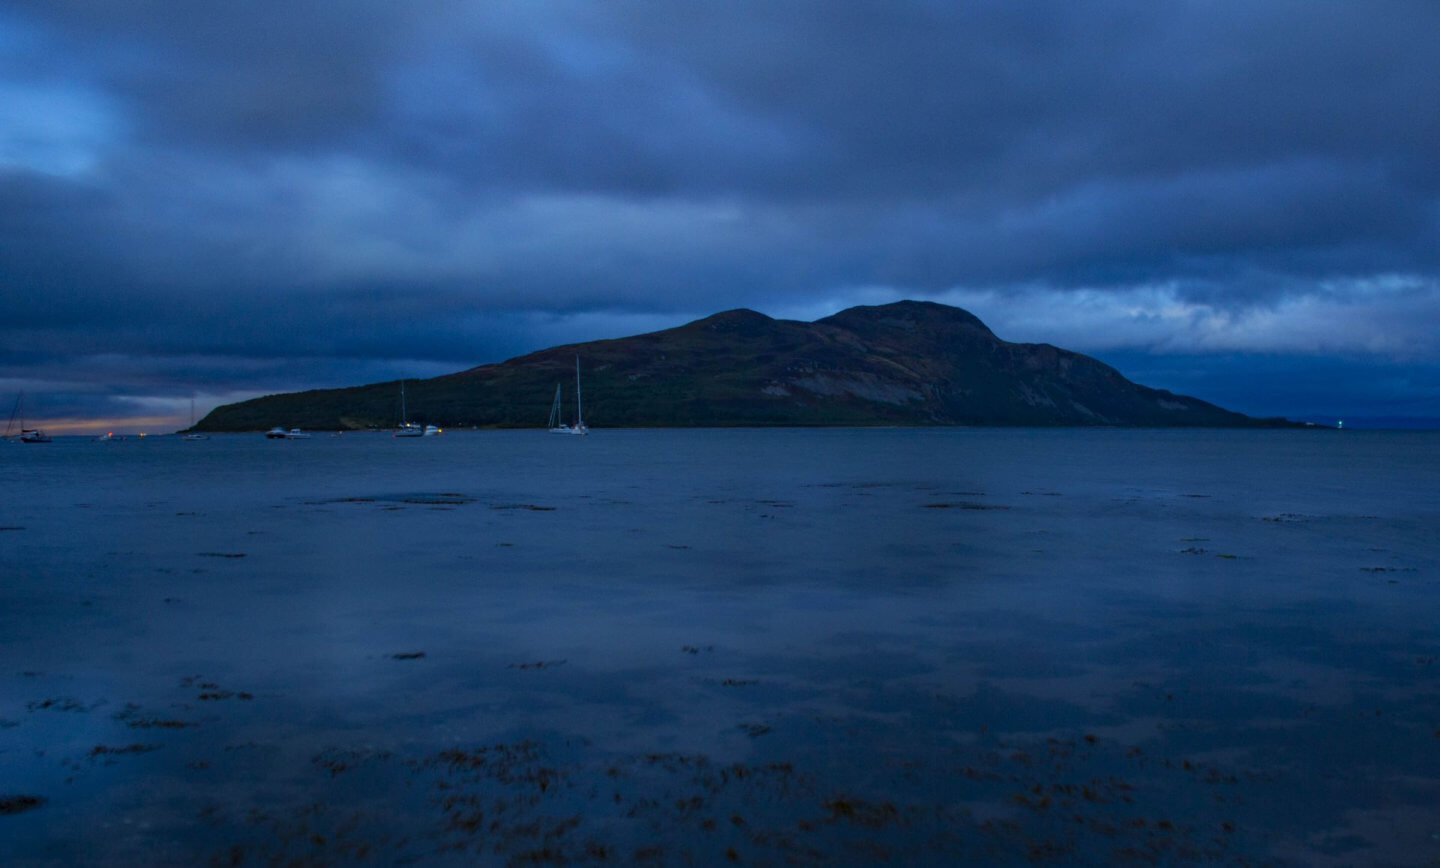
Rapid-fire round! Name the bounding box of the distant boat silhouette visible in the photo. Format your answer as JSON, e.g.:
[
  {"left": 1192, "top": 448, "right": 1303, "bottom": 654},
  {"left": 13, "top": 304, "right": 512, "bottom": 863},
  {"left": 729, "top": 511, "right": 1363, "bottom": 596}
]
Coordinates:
[
  {"left": 182, "top": 397, "right": 209, "bottom": 440},
  {"left": 5, "top": 391, "right": 50, "bottom": 443},
  {"left": 394, "top": 380, "right": 440, "bottom": 437},
  {"left": 547, "top": 357, "right": 588, "bottom": 435}
]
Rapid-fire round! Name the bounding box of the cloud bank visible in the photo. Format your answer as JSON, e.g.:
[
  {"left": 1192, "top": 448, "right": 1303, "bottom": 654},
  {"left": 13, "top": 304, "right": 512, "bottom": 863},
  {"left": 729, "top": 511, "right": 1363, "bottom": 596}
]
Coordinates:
[{"left": 3, "top": 1, "right": 1438, "bottom": 428}]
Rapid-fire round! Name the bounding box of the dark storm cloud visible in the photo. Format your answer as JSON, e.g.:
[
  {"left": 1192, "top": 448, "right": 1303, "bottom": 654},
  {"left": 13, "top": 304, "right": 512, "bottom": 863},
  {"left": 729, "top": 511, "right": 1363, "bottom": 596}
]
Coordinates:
[
  {"left": 4, "top": 0, "right": 406, "bottom": 151},
  {"left": 2, "top": 1, "right": 1438, "bottom": 428}
]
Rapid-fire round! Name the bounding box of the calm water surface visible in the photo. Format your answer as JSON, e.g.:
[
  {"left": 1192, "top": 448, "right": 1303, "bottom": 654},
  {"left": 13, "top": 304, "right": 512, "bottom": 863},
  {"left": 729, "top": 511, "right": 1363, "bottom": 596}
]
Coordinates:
[{"left": 1, "top": 429, "right": 1437, "bottom": 864}]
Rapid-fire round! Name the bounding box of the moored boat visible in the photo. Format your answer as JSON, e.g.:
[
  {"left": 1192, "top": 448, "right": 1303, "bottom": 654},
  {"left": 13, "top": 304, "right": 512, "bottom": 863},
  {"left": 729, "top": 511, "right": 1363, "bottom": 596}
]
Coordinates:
[
  {"left": 6, "top": 392, "right": 51, "bottom": 442},
  {"left": 393, "top": 381, "right": 440, "bottom": 437},
  {"left": 182, "top": 398, "right": 209, "bottom": 440},
  {"left": 547, "top": 357, "right": 589, "bottom": 435}
]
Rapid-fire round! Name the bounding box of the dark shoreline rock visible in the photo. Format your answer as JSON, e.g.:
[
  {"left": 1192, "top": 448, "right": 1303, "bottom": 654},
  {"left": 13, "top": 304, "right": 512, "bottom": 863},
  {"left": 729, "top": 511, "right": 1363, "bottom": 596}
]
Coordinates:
[{"left": 0, "top": 795, "right": 45, "bottom": 815}]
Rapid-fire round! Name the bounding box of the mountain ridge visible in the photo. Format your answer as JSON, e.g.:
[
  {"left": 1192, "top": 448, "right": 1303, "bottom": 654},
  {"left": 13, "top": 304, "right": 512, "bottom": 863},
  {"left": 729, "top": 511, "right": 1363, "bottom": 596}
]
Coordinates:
[{"left": 195, "top": 301, "right": 1300, "bottom": 431}]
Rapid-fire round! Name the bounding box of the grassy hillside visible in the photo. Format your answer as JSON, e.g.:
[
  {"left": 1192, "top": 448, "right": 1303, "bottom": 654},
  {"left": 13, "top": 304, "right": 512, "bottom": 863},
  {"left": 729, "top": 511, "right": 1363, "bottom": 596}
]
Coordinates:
[{"left": 197, "top": 301, "right": 1297, "bottom": 431}]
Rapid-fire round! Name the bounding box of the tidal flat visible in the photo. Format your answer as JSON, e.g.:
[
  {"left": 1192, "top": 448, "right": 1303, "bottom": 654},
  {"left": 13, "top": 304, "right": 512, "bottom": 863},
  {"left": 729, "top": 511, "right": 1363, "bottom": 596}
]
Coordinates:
[{"left": 1, "top": 428, "right": 1437, "bottom": 865}]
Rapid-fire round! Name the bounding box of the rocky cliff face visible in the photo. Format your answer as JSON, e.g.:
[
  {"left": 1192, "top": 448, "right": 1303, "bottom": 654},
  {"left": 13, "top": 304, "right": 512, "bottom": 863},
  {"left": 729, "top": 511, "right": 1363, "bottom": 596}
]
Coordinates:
[{"left": 198, "top": 301, "right": 1292, "bottom": 430}]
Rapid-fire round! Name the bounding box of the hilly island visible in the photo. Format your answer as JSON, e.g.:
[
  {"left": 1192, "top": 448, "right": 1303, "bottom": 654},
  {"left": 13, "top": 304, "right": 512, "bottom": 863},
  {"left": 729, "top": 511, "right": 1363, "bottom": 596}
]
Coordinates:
[{"left": 196, "top": 301, "right": 1295, "bottom": 431}]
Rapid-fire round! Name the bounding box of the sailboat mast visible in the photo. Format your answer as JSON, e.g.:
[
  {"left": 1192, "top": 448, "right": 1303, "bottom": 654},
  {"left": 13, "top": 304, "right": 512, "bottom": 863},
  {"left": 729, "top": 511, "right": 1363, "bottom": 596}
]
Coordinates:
[
  {"left": 401, "top": 380, "right": 407, "bottom": 425},
  {"left": 5, "top": 391, "right": 19, "bottom": 438},
  {"left": 575, "top": 356, "right": 583, "bottom": 427}
]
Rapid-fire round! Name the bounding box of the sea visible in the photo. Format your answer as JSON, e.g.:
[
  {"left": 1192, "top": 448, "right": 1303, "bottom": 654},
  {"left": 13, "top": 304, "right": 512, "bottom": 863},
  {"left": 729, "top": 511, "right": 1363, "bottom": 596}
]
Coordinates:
[{"left": 2, "top": 428, "right": 1437, "bottom": 865}]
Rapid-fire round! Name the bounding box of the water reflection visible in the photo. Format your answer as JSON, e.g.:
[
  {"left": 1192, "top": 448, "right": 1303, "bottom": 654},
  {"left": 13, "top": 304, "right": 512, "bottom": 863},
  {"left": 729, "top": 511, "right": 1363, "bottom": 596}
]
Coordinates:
[{"left": 1, "top": 429, "right": 1437, "bottom": 863}]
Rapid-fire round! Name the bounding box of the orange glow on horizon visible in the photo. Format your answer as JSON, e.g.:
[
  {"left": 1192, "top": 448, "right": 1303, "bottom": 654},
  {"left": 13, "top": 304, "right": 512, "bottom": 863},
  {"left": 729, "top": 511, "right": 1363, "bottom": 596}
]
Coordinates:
[{"left": 10, "top": 415, "right": 187, "bottom": 435}]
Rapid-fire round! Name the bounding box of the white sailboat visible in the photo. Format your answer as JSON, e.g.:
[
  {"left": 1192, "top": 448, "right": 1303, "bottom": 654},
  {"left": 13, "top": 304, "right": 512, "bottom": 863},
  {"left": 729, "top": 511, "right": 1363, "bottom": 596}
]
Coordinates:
[
  {"left": 546, "top": 384, "right": 566, "bottom": 432},
  {"left": 395, "top": 380, "right": 423, "bottom": 437},
  {"left": 394, "top": 380, "right": 440, "bottom": 437},
  {"left": 5, "top": 391, "right": 50, "bottom": 443},
  {"left": 182, "top": 397, "right": 209, "bottom": 440},
  {"left": 548, "top": 357, "right": 589, "bottom": 435}
]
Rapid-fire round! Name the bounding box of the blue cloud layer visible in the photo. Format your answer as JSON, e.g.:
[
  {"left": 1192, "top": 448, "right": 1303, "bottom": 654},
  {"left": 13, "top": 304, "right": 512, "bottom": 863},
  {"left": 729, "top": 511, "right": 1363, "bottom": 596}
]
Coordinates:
[{"left": 2, "top": 1, "right": 1438, "bottom": 429}]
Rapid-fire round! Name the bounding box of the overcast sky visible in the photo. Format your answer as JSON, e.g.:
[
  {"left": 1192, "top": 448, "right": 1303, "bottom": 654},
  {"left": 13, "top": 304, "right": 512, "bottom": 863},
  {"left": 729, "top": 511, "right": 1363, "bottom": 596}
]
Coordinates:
[{"left": 3, "top": 1, "right": 1438, "bottom": 431}]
